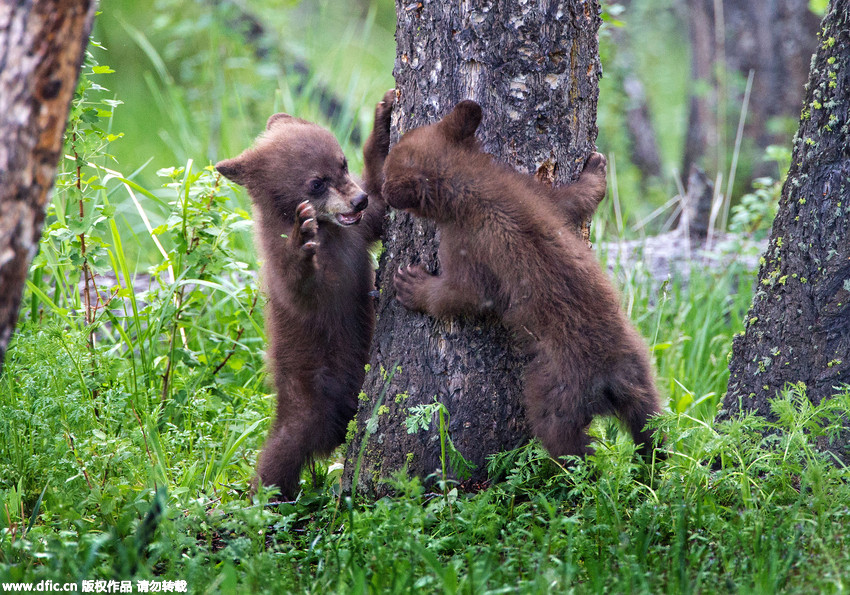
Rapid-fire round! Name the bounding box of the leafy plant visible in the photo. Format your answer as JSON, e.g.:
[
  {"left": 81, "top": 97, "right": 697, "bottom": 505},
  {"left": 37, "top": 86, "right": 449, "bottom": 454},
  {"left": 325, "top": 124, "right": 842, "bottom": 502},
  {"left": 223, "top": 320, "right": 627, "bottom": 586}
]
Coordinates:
[
  {"left": 728, "top": 145, "right": 790, "bottom": 239},
  {"left": 405, "top": 398, "right": 477, "bottom": 484}
]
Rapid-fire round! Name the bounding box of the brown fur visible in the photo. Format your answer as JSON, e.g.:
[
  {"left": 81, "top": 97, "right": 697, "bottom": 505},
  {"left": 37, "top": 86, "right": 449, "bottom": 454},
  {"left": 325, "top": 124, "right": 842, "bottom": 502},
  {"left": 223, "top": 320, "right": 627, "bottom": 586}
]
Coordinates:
[
  {"left": 215, "top": 90, "right": 395, "bottom": 498},
  {"left": 383, "top": 100, "right": 662, "bottom": 460}
]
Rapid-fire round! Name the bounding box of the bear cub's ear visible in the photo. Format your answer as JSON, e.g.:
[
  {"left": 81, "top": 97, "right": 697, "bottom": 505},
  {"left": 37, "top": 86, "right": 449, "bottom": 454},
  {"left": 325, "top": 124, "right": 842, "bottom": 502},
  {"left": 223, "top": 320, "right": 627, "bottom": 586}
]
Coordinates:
[
  {"left": 266, "top": 113, "right": 293, "bottom": 130},
  {"left": 439, "top": 100, "right": 482, "bottom": 144},
  {"left": 215, "top": 156, "right": 248, "bottom": 186}
]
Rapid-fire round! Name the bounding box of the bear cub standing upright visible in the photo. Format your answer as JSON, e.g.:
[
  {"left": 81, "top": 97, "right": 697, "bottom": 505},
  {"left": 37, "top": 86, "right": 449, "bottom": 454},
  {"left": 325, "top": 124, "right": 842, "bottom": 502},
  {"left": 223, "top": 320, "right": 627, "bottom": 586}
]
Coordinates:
[
  {"left": 383, "top": 100, "right": 662, "bottom": 460},
  {"left": 215, "top": 90, "right": 395, "bottom": 499}
]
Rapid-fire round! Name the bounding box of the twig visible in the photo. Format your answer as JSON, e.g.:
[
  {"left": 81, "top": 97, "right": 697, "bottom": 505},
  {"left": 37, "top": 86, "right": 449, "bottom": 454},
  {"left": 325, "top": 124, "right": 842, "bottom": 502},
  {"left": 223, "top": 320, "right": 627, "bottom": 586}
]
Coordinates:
[
  {"left": 722, "top": 68, "right": 755, "bottom": 232},
  {"left": 65, "top": 432, "right": 93, "bottom": 490},
  {"left": 72, "top": 134, "right": 95, "bottom": 344}
]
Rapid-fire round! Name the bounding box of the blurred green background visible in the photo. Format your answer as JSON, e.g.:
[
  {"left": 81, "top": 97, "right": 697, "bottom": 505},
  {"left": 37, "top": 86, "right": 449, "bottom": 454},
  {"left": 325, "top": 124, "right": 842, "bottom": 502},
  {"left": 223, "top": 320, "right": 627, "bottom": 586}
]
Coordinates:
[{"left": 94, "top": 1, "right": 396, "bottom": 188}]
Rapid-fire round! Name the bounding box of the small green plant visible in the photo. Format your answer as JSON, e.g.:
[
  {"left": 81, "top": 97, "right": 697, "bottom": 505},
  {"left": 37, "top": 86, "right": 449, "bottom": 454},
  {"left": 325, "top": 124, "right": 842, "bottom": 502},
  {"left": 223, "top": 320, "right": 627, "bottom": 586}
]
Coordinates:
[
  {"left": 406, "top": 398, "right": 476, "bottom": 485},
  {"left": 728, "top": 176, "right": 782, "bottom": 237},
  {"left": 3, "top": 39, "right": 267, "bottom": 563},
  {"left": 728, "top": 144, "right": 791, "bottom": 239}
]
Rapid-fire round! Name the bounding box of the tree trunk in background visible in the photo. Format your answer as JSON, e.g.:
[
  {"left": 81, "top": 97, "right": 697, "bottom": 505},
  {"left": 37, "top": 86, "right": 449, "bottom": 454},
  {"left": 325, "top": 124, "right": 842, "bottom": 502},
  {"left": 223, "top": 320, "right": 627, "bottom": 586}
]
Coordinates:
[
  {"left": 722, "top": 1, "right": 849, "bottom": 464},
  {"left": 610, "top": 0, "right": 663, "bottom": 182},
  {"left": 342, "top": 0, "right": 602, "bottom": 497},
  {"left": 0, "top": 1, "right": 96, "bottom": 374},
  {"left": 682, "top": 0, "right": 819, "bottom": 182},
  {"left": 682, "top": 0, "right": 718, "bottom": 182},
  {"left": 622, "top": 73, "right": 663, "bottom": 180}
]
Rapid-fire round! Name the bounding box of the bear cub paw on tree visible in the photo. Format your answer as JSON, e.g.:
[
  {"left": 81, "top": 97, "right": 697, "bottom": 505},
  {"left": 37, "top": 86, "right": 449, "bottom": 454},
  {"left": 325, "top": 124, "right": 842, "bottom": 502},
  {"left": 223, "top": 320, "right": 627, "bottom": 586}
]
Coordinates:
[
  {"left": 215, "top": 90, "right": 395, "bottom": 499},
  {"left": 383, "top": 100, "right": 663, "bottom": 461}
]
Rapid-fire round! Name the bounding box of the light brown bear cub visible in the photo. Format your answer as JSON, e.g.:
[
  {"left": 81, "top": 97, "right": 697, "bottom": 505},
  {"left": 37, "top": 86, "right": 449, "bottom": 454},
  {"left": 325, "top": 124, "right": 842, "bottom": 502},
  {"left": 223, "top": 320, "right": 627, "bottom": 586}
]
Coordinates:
[
  {"left": 215, "top": 90, "right": 395, "bottom": 499},
  {"left": 383, "top": 100, "right": 662, "bottom": 460}
]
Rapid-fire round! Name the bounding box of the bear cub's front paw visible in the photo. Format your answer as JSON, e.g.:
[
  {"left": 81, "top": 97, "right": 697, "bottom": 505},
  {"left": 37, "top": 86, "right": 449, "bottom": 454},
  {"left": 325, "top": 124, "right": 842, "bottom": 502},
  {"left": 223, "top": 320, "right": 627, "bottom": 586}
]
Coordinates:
[
  {"left": 582, "top": 152, "right": 608, "bottom": 205},
  {"left": 583, "top": 152, "right": 607, "bottom": 176},
  {"left": 294, "top": 200, "right": 319, "bottom": 258},
  {"left": 372, "top": 89, "right": 396, "bottom": 156},
  {"left": 394, "top": 264, "right": 431, "bottom": 313}
]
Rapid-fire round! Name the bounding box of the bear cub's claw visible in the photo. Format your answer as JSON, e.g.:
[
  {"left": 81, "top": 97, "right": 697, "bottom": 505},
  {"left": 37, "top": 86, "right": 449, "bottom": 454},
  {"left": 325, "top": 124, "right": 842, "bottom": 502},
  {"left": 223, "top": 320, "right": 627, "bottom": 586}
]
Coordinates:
[
  {"left": 295, "top": 200, "right": 319, "bottom": 256},
  {"left": 394, "top": 264, "right": 429, "bottom": 312}
]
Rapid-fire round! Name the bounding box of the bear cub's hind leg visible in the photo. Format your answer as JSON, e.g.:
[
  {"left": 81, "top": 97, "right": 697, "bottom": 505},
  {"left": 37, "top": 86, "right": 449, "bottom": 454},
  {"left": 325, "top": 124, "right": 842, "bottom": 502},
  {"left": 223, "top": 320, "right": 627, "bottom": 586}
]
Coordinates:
[
  {"left": 257, "top": 420, "right": 313, "bottom": 500},
  {"left": 620, "top": 393, "right": 663, "bottom": 459}
]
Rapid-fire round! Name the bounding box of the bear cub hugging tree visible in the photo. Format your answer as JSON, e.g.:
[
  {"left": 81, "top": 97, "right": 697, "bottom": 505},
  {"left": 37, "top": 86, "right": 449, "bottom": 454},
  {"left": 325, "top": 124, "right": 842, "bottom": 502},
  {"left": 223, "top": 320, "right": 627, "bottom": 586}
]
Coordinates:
[
  {"left": 384, "top": 100, "right": 663, "bottom": 460},
  {"left": 215, "top": 90, "right": 395, "bottom": 499}
]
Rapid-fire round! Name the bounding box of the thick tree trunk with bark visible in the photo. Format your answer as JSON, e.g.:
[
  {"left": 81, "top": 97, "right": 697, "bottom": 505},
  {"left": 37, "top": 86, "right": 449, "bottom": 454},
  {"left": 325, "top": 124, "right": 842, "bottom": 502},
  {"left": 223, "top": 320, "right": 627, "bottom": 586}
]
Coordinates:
[
  {"left": 343, "top": 0, "right": 602, "bottom": 496},
  {"left": 682, "top": 0, "right": 819, "bottom": 180},
  {"left": 0, "top": 1, "right": 96, "bottom": 373},
  {"left": 722, "top": 0, "right": 850, "bottom": 464}
]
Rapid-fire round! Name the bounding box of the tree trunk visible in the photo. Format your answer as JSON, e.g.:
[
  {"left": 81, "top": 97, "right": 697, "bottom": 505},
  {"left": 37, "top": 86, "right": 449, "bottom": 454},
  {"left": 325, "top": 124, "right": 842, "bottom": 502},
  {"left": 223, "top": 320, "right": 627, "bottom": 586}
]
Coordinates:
[
  {"left": 622, "top": 72, "right": 664, "bottom": 180},
  {"left": 343, "top": 0, "right": 602, "bottom": 496},
  {"left": 0, "top": 1, "right": 96, "bottom": 374},
  {"left": 609, "top": 0, "right": 663, "bottom": 182},
  {"left": 682, "top": 0, "right": 819, "bottom": 181},
  {"left": 682, "top": 0, "right": 719, "bottom": 180},
  {"left": 722, "top": 0, "right": 850, "bottom": 464}
]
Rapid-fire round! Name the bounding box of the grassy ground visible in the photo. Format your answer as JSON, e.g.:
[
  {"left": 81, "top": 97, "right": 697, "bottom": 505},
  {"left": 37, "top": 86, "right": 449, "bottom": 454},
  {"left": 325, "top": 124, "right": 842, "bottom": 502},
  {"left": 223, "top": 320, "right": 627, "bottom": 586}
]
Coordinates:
[{"left": 2, "top": 1, "right": 848, "bottom": 593}]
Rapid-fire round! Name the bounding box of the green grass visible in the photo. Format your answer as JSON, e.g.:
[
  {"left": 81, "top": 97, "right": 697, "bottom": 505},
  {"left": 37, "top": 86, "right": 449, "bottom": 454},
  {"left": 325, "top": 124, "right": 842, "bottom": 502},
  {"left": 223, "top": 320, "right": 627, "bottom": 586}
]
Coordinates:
[
  {"left": 3, "top": 330, "right": 849, "bottom": 593},
  {"left": 2, "top": 2, "right": 848, "bottom": 593}
]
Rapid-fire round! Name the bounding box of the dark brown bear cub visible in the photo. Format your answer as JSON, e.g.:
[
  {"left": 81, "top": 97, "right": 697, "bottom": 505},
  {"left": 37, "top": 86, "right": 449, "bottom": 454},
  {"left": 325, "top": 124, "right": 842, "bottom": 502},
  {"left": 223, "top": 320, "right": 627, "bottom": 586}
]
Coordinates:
[
  {"left": 383, "top": 100, "right": 662, "bottom": 460},
  {"left": 215, "top": 90, "right": 394, "bottom": 499}
]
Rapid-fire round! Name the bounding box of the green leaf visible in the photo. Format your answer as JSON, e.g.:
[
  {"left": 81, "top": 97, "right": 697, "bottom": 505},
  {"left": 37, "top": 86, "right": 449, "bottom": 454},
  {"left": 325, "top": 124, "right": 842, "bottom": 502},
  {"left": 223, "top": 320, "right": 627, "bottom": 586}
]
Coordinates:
[
  {"left": 80, "top": 108, "right": 99, "bottom": 123},
  {"left": 49, "top": 227, "right": 75, "bottom": 242},
  {"left": 675, "top": 392, "right": 694, "bottom": 413},
  {"left": 24, "top": 482, "right": 49, "bottom": 536},
  {"left": 67, "top": 210, "right": 97, "bottom": 235}
]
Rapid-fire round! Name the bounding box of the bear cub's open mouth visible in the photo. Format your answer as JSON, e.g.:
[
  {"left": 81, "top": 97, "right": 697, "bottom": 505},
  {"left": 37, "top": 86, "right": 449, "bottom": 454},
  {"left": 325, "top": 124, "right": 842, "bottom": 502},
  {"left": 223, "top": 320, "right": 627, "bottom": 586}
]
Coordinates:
[
  {"left": 336, "top": 210, "right": 364, "bottom": 225},
  {"left": 336, "top": 198, "right": 368, "bottom": 226}
]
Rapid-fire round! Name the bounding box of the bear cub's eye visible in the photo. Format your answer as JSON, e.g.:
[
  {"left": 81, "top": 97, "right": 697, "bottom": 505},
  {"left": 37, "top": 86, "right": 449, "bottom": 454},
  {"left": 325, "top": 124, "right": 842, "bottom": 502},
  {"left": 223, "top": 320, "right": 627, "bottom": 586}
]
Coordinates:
[{"left": 308, "top": 179, "right": 327, "bottom": 194}]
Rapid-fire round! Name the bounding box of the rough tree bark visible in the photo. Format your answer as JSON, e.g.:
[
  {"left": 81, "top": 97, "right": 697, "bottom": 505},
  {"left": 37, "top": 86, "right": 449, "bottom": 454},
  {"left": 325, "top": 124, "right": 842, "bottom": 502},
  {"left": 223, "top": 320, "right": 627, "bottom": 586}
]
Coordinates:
[
  {"left": 682, "top": 0, "right": 819, "bottom": 181},
  {"left": 0, "top": 1, "right": 97, "bottom": 374},
  {"left": 343, "top": 0, "right": 602, "bottom": 496},
  {"left": 722, "top": 0, "right": 849, "bottom": 464}
]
